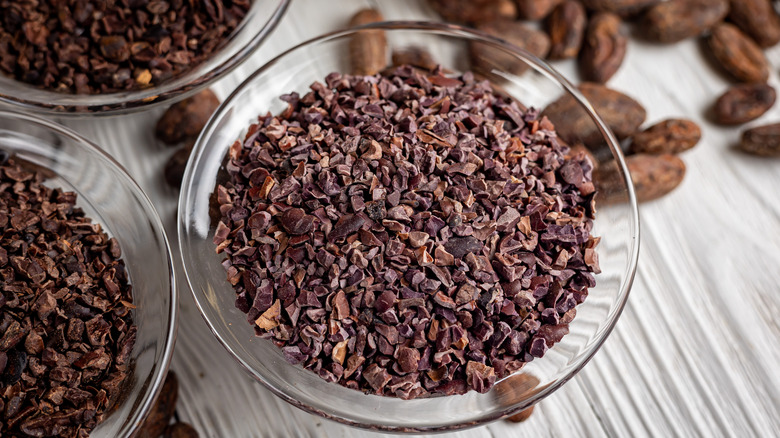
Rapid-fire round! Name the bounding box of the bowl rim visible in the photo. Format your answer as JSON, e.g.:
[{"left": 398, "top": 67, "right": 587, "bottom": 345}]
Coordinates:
[
  {"left": 178, "top": 20, "right": 640, "bottom": 432},
  {"left": 0, "top": 0, "right": 291, "bottom": 116},
  {"left": 0, "top": 109, "right": 179, "bottom": 437}
]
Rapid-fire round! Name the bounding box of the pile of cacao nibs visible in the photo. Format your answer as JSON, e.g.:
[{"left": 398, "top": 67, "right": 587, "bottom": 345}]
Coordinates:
[
  {"left": 213, "top": 66, "right": 600, "bottom": 399},
  {"left": 0, "top": 0, "right": 249, "bottom": 94},
  {"left": 0, "top": 157, "right": 136, "bottom": 437},
  {"left": 425, "top": 0, "right": 780, "bottom": 198}
]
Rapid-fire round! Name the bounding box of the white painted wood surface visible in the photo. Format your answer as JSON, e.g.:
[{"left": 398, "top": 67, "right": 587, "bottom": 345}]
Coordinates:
[{"left": 56, "top": 0, "right": 780, "bottom": 436}]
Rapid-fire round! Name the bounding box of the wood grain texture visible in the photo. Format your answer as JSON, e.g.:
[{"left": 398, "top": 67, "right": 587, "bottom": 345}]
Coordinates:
[{"left": 50, "top": 0, "right": 780, "bottom": 436}]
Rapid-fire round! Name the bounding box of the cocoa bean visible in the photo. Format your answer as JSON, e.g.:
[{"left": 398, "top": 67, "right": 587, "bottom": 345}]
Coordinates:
[
  {"left": 631, "top": 119, "right": 701, "bottom": 154},
  {"left": 596, "top": 154, "right": 686, "bottom": 203},
  {"left": 348, "top": 9, "right": 387, "bottom": 76},
  {"left": 707, "top": 23, "right": 769, "bottom": 84},
  {"left": 427, "top": 0, "right": 517, "bottom": 24},
  {"left": 470, "top": 21, "right": 551, "bottom": 76},
  {"left": 515, "top": 0, "right": 562, "bottom": 20},
  {"left": 728, "top": 0, "right": 780, "bottom": 48},
  {"left": 547, "top": 1, "right": 587, "bottom": 60},
  {"left": 580, "top": 12, "right": 627, "bottom": 83},
  {"left": 713, "top": 83, "right": 776, "bottom": 125},
  {"left": 739, "top": 123, "right": 780, "bottom": 156},
  {"left": 641, "top": 0, "right": 729, "bottom": 43},
  {"left": 581, "top": 0, "right": 661, "bottom": 16}
]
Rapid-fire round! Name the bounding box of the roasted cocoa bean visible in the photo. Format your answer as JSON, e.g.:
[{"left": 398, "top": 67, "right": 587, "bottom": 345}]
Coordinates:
[
  {"left": 739, "top": 123, "right": 780, "bottom": 156},
  {"left": 547, "top": 1, "right": 587, "bottom": 60},
  {"left": 164, "top": 423, "right": 200, "bottom": 438},
  {"left": 713, "top": 84, "right": 776, "bottom": 125},
  {"left": 391, "top": 47, "right": 438, "bottom": 72},
  {"left": 348, "top": 9, "right": 388, "bottom": 76},
  {"left": 596, "top": 154, "right": 686, "bottom": 203},
  {"left": 470, "top": 21, "right": 551, "bottom": 76},
  {"left": 728, "top": 0, "right": 780, "bottom": 48},
  {"left": 581, "top": 0, "right": 661, "bottom": 16},
  {"left": 156, "top": 90, "right": 221, "bottom": 145},
  {"left": 138, "top": 371, "right": 179, "bottom": 438},
  {"left": 515, "top": 0, "right": 563, "bottom": 20},
  {"left": 427, "top": 0, "right": 517, "bottom": 24},
  {"left": 543, "top": 82, "right": 646, "bottom": 148},
  {"left": 641, "top": 0, "right": 729, "bottom": 43},
  {"left": 631, "top": 119, "right": 702, "bottom": 154},
  {"left": 580, "top": 12, "right": 627, "bottom": 83},
  {"left": 507, "top": 406, "right": 535, "bottom": 422},
  {"left": 165, "top": 147, "right": 193, "bottom": 188},
  {"left": 707, "top": 23, "right": 769, "bottom": 84}
]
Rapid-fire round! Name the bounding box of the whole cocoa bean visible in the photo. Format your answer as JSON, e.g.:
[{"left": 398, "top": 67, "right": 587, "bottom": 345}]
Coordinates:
[
  {"left": 138, "top": 371, "right": 179, "bottom": 438},
  {"left": 165, "top": 423, "right": 200, "bottom": 438},
  {"left": 728, "top": 0, "right": 780, "bottom": 48},
  {"left": 713, "top": 83, "right": 776, "bottom": 125},
  {"left": 470, "top": 21, "right": 551, "bottom": 76},
  {"left": 739, "top": 123, "right": 780, "bottom": 156},
  {"left": 547, "top": 1, "right": 587, "bottom": 60},
  {"left": 427, "top": 0, "right": 517, "bottom": 24},
  {"left": 581, "top": 0, "right": 661, "bottom": 16},
  {"left": 155, "top": 89, "right": 221, "bottom": 145},
  {"left": 507, "top": 406, "right": 535, "bottom": 422},
  {"left": 165, "top": 146, "right": 193, "bottom": 188},
  {"left": 515, "top": 0, "right": 562, "bottom": 20},
  {"left": 641, "top": 0, "right": 729, "bottom": 43},
  {"left": 348, "top": 9, "right": 387, "bottom": 76},
  {"left": 391, "top": 47, "right": 438, "bottom": 72},
  {"left": 542, "top": 82, "right": 646, "bottom": 148},
  {"left": 631, "top": 119, "right": 702, "bottom": 154},
  {"left": 707, "top": 23, "right": 769, "bottom": 84},
  {"left": 596, "top": 154, "right": 686, "bottom": 203},
  {"left": 580, "top": 12, "right": 627, "bottom": 83}
]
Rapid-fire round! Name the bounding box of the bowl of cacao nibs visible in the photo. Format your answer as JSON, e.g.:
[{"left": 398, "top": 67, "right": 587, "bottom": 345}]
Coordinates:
[
  {"left": 0, "top": 0, "right": 290, "bottom": 115},
  {"left": 0, "top": 111, "right": 176, "bottom": 437},
  {"left": 178, "top": 22, "right": 639, "bottom": 432}
]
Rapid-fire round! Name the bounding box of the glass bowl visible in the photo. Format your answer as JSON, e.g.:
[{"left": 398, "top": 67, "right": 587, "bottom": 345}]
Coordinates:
[
  {"left": 178, "top": 22, "right": 639, "bottom": 432},
  {"left": 0, "top": 0, "right": 290, "bottom": 116},
  {"left": 0, "top": 111, "right": 177, "bottom": 437}
]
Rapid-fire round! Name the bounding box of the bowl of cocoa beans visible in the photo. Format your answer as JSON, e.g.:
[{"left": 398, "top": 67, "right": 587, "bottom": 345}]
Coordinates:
[
  {"left": 0, "top": 0, "right": 290, "bottom": 115},
  {"left": 178, "top": 21, "right": 639, "bottom": 432},
  {"left": 0, "top": 110, "right": 177, "bottom": 437}
]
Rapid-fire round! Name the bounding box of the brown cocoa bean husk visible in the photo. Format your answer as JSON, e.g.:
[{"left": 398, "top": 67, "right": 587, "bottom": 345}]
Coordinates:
[
  {"left": 470, "top": 21, "right": 551, "bottom": 76},
  {"left": 155, "top": 90, "right": 221, "bottom": 145},
  {"left": 728, "top": 0, "right": 780, "bottom": 48},
  {"left": 543, "top": 82, "right": 646, "bottom": 149},
  {"left": 580, "top": 12, "right": 627, "bottom": 83},
  {"left": 547, "top": 1, "right": 587, "bottom": 60},
  {"left": 427, "top": 0, "right": 517, "bottom": 24},
  {"left": 348, "top": 9, "right": 387, "bottom": 76},
  {"left": 641, "top": 0, "right": 729, "bottom": 43},
  {"left": 138, "top": 371, "right": 179, "bottom": 438},
  {"left": 707, "top": 23, "right": 769, "bottom": 84},
  {"left": 713, "top": 83, "right": 776, "bottom": 125},
  {"left": 630, "top": 119, "right": 702, "bottom": 154},
  {"left": 515, "top": 0, "right": 563, "bottom": 20},
  {"left": 739, "top": 123, "right": 780, "bottom": 156},
  {"left": 596, "top": 154, "right": 686, "bottom": 203},
  {"left": 581, "top": 0, "right": 661, "bottom": 16}
]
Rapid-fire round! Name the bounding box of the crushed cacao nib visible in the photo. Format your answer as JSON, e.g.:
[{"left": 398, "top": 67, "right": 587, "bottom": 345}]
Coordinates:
[
  {"left": 214, "top": 66, "right": 599, "bottom": 399},
  {"left": 0, "top": 0, "right": 249, "bottom": 94},
  {"left": 0, "top": 157, "right": 136, "bottom": 437}
]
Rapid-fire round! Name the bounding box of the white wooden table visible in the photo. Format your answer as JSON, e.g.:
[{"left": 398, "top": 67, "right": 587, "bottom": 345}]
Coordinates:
[{"left": 57, "top": 0, "right": 780, "bottom": 436}]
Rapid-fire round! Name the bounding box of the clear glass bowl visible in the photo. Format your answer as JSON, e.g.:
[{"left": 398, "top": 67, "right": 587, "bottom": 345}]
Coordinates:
[
  {"left": 0, "top": 0, "right": 289, "bottom": 116},
  {"left": 178, "top": 22, "right": 639, "bottom": 432},
  {"left": 0, "top": 111, "right": 177, "bottom": 437}
]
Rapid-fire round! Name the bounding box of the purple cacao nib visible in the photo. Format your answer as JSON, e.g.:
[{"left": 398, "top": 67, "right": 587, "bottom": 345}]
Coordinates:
[{"left": 214, "top": 66, "right": 598, "bottom": 399}]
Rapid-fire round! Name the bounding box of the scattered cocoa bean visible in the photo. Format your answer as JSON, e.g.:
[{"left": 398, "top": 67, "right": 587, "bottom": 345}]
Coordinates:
[
  {"left": 707, "top": 23, "right": 769, "bottom": 84},
  {"left": 713, "top": 83, "right": 776, "bottom": 125},
  {"left": 165, "top": 423, "right": 200, "bottom": 438},
  {"left": 391, "top": 47, "right": 438, "bottom": 72},
  {"left": 547, "top": 1, "right": 587, "bottom": 60},
  {"left": 641, "top": 0, "right": 729, "bottom": 43},
  {"left": 739, "top": 123, "right": 780, "bottom": 156},
  {"left": 580, "top": 12, "right": 627, "bottom": 83},
  {"left": 348, "top": 9, "right": 388, "bottom": 76},
  {"left": 138, "top": 371, "right": 179, "bottom": 438},
  {"left": 470, "top": 20, "right": 551, "bottom": 76},
  {"left": 631, "top": 119, "right": 702, "bottom": 154},
  {"left": 596, "top": 154, "right": 686, "bottom": 203},
  {"left": 515, "top": 0, "right": 563, "bottom": 20},
  {"left": 156, "top": 90, "right": 221, "bottom": 146},
  {"left": 427, "top": 0, "right": 517, "bottom": 24},
  {"left": 507, "top": 406, "right": 536, "bottom": 422},
  {"left": 165, "top": 146, "right": 194, "bottom": 188},
  {"left": 728, "top": 0, "right": 780, "bottom": 48},
  {"left": 581, "top": 0, "right": 661, "bottom": 16},
  {"left": 543, "top": 82, "right": 646, "bottom": 148}
]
